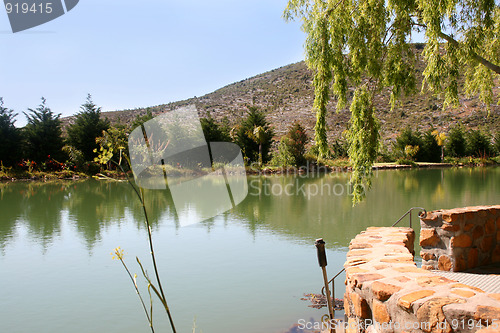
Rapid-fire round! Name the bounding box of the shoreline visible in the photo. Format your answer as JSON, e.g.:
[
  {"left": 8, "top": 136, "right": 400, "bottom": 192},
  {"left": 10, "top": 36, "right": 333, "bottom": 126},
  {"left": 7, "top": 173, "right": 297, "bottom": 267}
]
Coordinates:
[{"left": 1, "top": 162, "right": 498, "bottom": 183}]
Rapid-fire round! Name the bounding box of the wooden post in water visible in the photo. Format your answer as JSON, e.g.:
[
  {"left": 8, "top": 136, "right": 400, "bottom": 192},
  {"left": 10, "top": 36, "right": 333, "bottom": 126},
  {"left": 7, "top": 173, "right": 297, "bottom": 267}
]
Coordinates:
[{"left": 315, "top": 238, "right": 335, "bottom": 333}]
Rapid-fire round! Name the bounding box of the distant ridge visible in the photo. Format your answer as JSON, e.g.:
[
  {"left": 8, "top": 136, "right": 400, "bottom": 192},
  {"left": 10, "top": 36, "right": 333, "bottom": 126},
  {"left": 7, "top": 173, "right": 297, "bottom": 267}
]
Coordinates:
[{"left": 62, "top": 56, "right": 500, "bottom": 145}]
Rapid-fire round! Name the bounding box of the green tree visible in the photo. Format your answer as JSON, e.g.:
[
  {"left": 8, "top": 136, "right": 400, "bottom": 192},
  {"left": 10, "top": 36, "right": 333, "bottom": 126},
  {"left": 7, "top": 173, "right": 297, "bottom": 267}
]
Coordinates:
[
  {"left": 235, "top": 106, "right": 274, "bottom": 164},
  {"left": 466, "top": 129, "right": 492, "bottom": 157},
  {"left": 394, "top": 127, "right": 422, "bottom": 159},
  {"left": 270, "top": 137, "right": 296, "bottom": 167},
  {"left": 284, "top": 0, "right": 500, "bottom": 202},
  {"left": 23, "top": 97, "right": 64, "bottom": 162},
  {"left": 494, "top": 132, "right": 500, "bottom": 156},
  {"left": 200, "top": 112, "right": 231, "bottom": 143},
  {"left": 0, "top": 98, "right": 20, "bottom": 166},
  {"left": 130, "top": 108, "right": 154, "bottom": 131},
  {"left": 287, "top": 121, "right": 309, "bottom": 165},
  {"left": 446, "top": 125, "right": 467, "bottom": 157},
  {"left": 420, "top": 130, "right": 441, "bottom": 162},
  {"left": 94, "top": 126, "right": 129, "bottom": 169},
  {"left": 67, "top": 94, "right": 110, "bottom": 162}
]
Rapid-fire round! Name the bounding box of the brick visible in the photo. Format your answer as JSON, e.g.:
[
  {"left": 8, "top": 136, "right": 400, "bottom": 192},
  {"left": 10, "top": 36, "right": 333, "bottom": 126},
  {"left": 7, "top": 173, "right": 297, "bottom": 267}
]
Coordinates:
[
  {"left": 373, "top": 264, "right": 389, "bottom": 270},
  {"left": 381, "top": 257, "right": 414, "bottom": 263},
  {"left": 352, "top": 273, "right": 385, "bottom": 288},
  {"left": 394, "top": 276, "right": 410, "bottom": 283},
  {"left": 450, "top": 234, "right": 472, "bottom": 248},
  {"left": 455, "top": 254, "right": 467, "bottom": 272},
  {"left": 420, "top": 251, "right": 436, "bottom": 261},
  {"left": 474, "top": 306, "right": 500, "bottom": 324},
  {"left": 442, "top": 223, "right": 460, "bottom": 232},
  {"left": 345, "top": 267, "right": 369, "bottom": 278},
  {"left": 351, "top": 292, "right": 370, "bottom": 318},
  {"left": 346, "top": 318, "right": 358, "bottom": 333},
  {"left": 349, "top": 243, "right": 373, "bottom": 250},
  {"left": 493, "top": 245, "right": 500, "bottom": 263},
  {"left": 451, "top": 289, "right": 476, "bottom": 298},
  {"left": 442, "top": 212, "right": 462, "bottom": 223},
  {"left": 438, "top": 255, "right": 453, "bottom": 271},
  {"left": 420, "top": 228, "right": 440, "bottom": 247},
  {"left": 416, "top": 297, "right": 466, "bottom": 333},
  {"left": 480, "top": 236, "right": 494, "bottom": 253},
  {"left": 485, "top": 219, "right": 496, "bottom": 234},
  {"left": 398, "top": 290, "right": 435, "bottom": 311},
  {"left": 473, "top": 226, "right": 485, "bottom": 239},
  {"left": 343, "top": 293, "right": 351, "bottom": 317},
  {"left": 393, "top": 266, "right": 427, "bottom": 274},
  {"left": 468, "top": 248, "right": 479, "bottom": 269},
  {"left": 451, "top": 283, "right": 484, "bottom": 293},
  {"left": 417, "top": 276, "right": 455, "bottom": 287},
  {"left": 372, "top": 299, "right": 391, "bottom": 323},
  {"left": 476, "top": 328, "right": 500, "bottom": 333},
  {"left": 371, "top": 281, "right": 402, "bottom": 301},
  {"left": 347, "top": 249, "right": 372, "bottom": 257},
  {"left": 464, "top": 223, "right": 475, "bottom": 231},
  {"left": 420, "top": 212, "right": 439, "bottom": 223}
]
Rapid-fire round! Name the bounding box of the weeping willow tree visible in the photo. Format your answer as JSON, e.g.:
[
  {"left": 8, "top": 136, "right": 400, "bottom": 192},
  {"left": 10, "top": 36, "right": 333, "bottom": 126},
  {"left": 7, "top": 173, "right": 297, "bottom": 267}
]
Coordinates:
[{"left": 284, "top": 0, "right": 500, "bottom": 203}]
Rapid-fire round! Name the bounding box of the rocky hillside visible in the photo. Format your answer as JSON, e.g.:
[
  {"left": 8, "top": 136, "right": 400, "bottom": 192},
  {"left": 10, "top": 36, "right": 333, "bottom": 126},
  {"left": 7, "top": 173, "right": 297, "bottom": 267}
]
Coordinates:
[{"left": 62, "top": 51, "right": 500, "bottom": 146}]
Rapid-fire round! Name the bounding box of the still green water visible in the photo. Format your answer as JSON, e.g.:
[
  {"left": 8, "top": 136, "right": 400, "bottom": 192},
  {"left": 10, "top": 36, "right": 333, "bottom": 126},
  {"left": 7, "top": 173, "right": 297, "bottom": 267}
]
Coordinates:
[{"left": 0, "top": 168, "right": 498, "bottom": 333}]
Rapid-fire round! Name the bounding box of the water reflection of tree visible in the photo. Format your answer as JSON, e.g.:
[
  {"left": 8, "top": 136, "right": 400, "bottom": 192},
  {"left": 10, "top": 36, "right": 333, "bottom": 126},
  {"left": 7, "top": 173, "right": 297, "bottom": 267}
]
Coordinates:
[
  {"left": 0, "top": 183, "right": 24, "bottom": 251},
  {"left": 65, "top": 181, "right": 132, "bottom": 248},
  {"left": 19, "top": 182, "right": 68, "bottom": 250}
]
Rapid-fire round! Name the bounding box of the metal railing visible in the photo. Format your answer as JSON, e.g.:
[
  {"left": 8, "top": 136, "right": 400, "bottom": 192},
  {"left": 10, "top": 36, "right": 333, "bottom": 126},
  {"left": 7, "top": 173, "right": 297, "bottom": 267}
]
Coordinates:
[
  {"left": 320, "top": 207, "right": 427, "bottom": 306},
  {"left": 391, "top": 207, "right": 427, "bottom": 228}
]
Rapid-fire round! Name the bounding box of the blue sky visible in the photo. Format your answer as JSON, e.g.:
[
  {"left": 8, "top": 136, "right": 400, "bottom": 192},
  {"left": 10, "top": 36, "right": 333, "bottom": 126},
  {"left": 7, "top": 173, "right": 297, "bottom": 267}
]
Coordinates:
[{"left": 0, "top": 0, "right": 306, "bottom": 127}]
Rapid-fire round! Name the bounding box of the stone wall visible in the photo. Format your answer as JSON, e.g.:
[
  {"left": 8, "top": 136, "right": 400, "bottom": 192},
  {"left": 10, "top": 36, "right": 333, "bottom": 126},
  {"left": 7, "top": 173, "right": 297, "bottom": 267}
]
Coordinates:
[
  {"left": 343, "top": 227, "right": 500, "bottom": 333},
  {"left": 419, "top": 205, "right": 500, "bottom": 272}
]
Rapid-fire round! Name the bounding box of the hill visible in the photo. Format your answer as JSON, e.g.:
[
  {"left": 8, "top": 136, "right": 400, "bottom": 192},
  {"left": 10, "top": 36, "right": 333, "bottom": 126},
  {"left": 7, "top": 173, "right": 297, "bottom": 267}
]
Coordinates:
[{"left": 62, "top": 52, "right": 500, "bottom": 146}]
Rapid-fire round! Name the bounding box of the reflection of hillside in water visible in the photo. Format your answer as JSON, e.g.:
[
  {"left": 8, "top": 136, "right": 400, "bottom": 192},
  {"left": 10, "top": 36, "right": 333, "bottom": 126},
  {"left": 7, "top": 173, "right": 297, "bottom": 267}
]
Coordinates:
[{"left": 0, "top": 167, "right": 498, "bottom": 252}]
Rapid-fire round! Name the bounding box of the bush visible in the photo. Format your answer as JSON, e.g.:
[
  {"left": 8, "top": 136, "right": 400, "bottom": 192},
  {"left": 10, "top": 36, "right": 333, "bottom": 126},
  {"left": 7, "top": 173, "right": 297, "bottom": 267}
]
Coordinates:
[
  {"left": 420, "top": 130, "right": 441, "bottom": 162},
  {"left": 331, "top": 138, "right": 349, "bottom": 159},
  {"left": 270, "top": 137, "right": 295, "bottom": 167},
  {"left": 445, "top": 125, "right": 466, "bottom": 157},
  {"left": 494, "top": 132, "right": 500, "bottom": 156},
  {"left": 394, "top": 127, "right": 423, "bottom": 160},
  {"left": 466, "top": 129, "right": 492, "bottom": 157},
  {"left": 286, "top": 122, "right": 308, "bottom": 165}
]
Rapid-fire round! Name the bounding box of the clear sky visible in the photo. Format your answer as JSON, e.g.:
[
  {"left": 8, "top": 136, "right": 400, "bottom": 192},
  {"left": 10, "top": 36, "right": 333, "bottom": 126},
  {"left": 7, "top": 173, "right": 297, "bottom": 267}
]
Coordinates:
[{"left": 0, "top": 0, "right": 306, "bottom": 127}]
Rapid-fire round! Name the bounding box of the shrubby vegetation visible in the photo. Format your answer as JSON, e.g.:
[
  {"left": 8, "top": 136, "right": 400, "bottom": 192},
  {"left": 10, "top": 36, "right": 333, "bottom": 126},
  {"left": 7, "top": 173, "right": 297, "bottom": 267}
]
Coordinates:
[{"left": 0, "top": 93, "right": 498, "bottom": 181}]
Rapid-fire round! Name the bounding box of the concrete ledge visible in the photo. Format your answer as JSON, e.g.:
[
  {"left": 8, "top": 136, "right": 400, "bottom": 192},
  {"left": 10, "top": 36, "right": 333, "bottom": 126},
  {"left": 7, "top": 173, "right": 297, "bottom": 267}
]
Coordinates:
[{"left": 344, "top": 227, "right": 500, "bottom": 333}]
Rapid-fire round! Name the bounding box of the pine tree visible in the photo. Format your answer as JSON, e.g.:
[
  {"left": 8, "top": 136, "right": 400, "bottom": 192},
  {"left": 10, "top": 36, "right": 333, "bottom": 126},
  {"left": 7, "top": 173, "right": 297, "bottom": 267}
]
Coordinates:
[
  {"left": 23, "top": 97, "right": 64, "bottom": 162},
  {"left": 67, "top": 94, "right": 110, "bottom": 162},
  {"left": 0, "top": 98, "right": 20, "bottom": 166}
]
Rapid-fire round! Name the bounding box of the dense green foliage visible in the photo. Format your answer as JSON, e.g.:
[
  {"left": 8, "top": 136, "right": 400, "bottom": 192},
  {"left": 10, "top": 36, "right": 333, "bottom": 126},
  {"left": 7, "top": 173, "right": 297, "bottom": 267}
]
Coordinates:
[
  {"left": 270, "top": 137, "right": 296, "bottom": 167},
  {"left": 235, "top": 106, "right": 274, "bottom": 164},
  {"left": 67, "top": 95, "right": 110, "bottom": 162},
  {"left": 23, "top": 98, "right": 64, "bottom": 162},
  {"left": 287, "top": 122, "right": 309, "bottom": 165},
  {"left": 0, "top": 98, "right": 20, "bottom": 166},
  {"left": 285, "top": 0, "right": 500, "bottom": 202},
  {"left": 466, "top": 129, "right": 493, "bottom": 157},
  {"left": 347, "top": 87, "right": 380, "bottom": 202},
  {"left": 200, "top": 112, "right": 231, "bottom": 143},
  {"left": 420, "top": 130, "right": 442, "bottom": 163},
  {"left": 446, "top": 125, "right": 467, "bottom": 157},
  {"left": 130, "top": 108, "right": 154, "bottom": 131}
]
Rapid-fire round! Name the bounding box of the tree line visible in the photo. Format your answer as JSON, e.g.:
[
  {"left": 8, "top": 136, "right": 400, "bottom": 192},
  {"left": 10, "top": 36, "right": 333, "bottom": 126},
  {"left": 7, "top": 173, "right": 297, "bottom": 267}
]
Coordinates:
[{"left": 1, "top": 95, "right": 498, "bottom": 177}]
